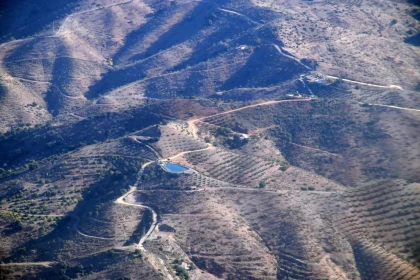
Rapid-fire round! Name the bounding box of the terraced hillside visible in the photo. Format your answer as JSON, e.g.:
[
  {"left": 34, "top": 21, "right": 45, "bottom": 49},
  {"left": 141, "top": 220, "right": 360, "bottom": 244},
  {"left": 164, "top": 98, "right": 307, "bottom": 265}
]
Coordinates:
[
  {"left": 1, "top": 0, "right": 420, "bottom": 279},
  {"left": 338, "top": 181, "right": 420, "bottom": 265},
  {"left": 200, "top": 99, "right": 420, "bottom": 186}
]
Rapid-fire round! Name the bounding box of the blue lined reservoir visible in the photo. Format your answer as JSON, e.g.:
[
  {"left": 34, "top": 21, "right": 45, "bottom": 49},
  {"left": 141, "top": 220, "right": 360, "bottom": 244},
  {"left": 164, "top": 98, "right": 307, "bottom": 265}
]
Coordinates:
[{"left": 162, "top": 163, "right": 190, "bottom": 173}]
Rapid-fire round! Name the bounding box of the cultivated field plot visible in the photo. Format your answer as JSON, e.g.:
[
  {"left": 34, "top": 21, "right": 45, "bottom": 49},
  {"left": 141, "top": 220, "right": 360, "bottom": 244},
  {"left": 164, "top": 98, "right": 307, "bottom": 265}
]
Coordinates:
[
  {"left": 201, "top": 99, "right": 420, "bottom": 186},
  {"left": 151, "top": 122, "right": 208, "bottom": 158},
  {"left": 136, "top": 190, "right": 278, "bottom": 279},
  {"left": 219, "top": 189, "right": 357, "bottom": 280},
  {"left": 140, "top": 161, "right": 239, "bottom": 190},
  {"left": 134, "top": 188, "right": 360, "bottom": 279},
  {"left": 74, "top": 137, "right": 158, "bottom": 160},
  {"left": 337, "top": 180, "right": 420, "bottom": 266},
  {"left": 0, "top": 139, "right": 146, "bottom": 260},
  {"left": 1, "top": 155, "right": 108, "bottom": 216},
  {"left": 181, "top": 147, "right": 279, "bottom": 186},
  {"left": 263, "top": 166, "right": 345, "bottom": 191},
  {"left": 350, "top": 239, "right": 420, "bottom": 280}
]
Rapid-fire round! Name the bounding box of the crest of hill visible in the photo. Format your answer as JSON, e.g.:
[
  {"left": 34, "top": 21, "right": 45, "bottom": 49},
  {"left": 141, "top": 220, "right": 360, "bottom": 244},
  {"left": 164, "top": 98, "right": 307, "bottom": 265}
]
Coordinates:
[{"left": 0, "top": 0, "right": 310, "bottom": 133}]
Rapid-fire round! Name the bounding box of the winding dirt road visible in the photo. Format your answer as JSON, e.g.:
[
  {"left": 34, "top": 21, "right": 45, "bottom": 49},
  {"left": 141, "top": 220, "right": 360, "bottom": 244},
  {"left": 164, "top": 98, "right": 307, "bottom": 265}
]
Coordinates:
[
  {"left": 115, "top": 186, "right": 158, "bottom": 249},
  {"left": 128, "top": 136, "right": 162, "bottom": 159},
  {"left": 115, "top": 161, "right": 158, "bottom": 249}
]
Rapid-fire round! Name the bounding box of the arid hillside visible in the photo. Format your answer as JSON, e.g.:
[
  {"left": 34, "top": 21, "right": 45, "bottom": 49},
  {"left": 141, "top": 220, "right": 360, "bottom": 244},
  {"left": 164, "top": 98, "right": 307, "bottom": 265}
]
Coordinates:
[{"left": 1, "top": 0, "right": 420, "bottom": 279}]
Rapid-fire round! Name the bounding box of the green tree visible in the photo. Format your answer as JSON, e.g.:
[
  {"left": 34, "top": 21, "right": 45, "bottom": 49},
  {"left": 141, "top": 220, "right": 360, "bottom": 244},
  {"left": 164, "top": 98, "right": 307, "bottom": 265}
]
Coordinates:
[{"left": 217, "top": 127, "right": 232, "bottom": 136}]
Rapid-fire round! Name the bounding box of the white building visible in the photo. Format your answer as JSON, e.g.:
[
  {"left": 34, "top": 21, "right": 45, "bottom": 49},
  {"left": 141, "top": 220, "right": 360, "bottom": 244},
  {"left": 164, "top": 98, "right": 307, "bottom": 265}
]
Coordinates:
[{"left": 180, "top": 262, "right": 189, "bottom": 270}]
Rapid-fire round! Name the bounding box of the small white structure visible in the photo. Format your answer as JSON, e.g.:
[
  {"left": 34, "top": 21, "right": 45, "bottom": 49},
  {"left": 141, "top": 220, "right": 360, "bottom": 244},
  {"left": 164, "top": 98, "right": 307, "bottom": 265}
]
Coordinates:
[
  {"left": 240, "top": 134, "right": 249, "bottom": 140},
  {"left": 286, "top": 92, "right": 302, "bottom": 98},
  {"left": 237, "top": 45, "right": 247, "bottom": 50},
  {"left": 180, "top": 262, "right": 189, "bottom": 270}
]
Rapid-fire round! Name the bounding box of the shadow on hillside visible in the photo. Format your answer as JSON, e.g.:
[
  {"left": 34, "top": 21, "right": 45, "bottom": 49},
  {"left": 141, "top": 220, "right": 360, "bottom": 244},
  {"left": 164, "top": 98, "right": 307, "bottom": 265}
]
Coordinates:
[
  {"left": 3, "top": 37, "right": 76, "bottom": 116},
  {"left": 166, "top": 9, "right": 257, "bottom": 73},
  {"left": 142, "top": 24, "right": 308, "bottom": 99},
  {"left": 3, "top": 37, "right": 45, "bottom": 64},
  {"left": 405, "top": 4, "right": 420, "bottom": 46},
  {"left": 143, "top": 69, "right": 206, "bottom": 99},
  {"left": 112, "top": 6, "right": 174, "bottom": 65},
  {"left": 351, "top": 242, "right": 385, "bottom": 279},
  {"left": 85, "top": 1, "right": 218, "bottom": 99},
  {"left": 0, "top": 108, "right": 163, "bottom": 169},
  {"left": 85, "top": 0, "right": 304, "bottom": 100},
  {"left": 114, "top": 0, "right": 247, "bottom": 65},
  {"left": 123, "top": 208, "right": 153, "bottom": 246},
  {"left": 45, "top": 49, "right": 74, "bottom": 116},
  {"left": 404, "top": 32, "right": 420, "bottom": 46},
  {"left": 4, "top": 160, "right": 142, "bottom": 263},
  {"left": 219, "top": 44, "right": 307, "bottom": 91},
  {"left": 0, "top": 0, "right": 82, "bottom": 43},
  {"left": 128, "top": 2, "right": 217, "bottom": 63},
  {"left": 112, "top": 0, "right": 220, "bottom": 65},
  {"left": 85, "top": 65, "right": 147, "bottom": 99}
]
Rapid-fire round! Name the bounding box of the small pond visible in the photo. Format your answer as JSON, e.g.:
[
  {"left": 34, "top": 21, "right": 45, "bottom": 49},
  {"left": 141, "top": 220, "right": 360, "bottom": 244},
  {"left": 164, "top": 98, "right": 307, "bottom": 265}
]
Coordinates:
[{"left": 162, "top": 163, "right": 190, "bottom": 173}]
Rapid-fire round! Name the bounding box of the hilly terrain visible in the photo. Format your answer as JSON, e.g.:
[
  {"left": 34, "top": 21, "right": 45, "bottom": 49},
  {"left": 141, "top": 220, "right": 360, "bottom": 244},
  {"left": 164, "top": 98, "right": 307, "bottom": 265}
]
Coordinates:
[{"left": 1, "top": 0, "right": 420, "bottom": 279}]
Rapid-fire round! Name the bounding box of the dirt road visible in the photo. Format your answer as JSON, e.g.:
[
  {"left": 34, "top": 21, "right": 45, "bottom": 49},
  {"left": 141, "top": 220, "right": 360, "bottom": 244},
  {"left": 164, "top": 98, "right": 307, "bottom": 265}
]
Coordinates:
[
  {"left": 326, "top": 75, "right": 403, "bottom": 90},
  {"left": 128, "top": 136, "right": 162, "bottom": 159},
  {"left": 187, "top": 98, "right": 312, "bottom": 137},
  {"left": 0, "top": 262, "right": 54, "bottom": 267},
  {"left": 290, "top": 142, "right": 339, "bottom": 156},
  {"left": 363, "top": 103, "right": 420, "bottom": 113},
  {"left": 115, "top": 161, "right": 158, "bottom": 249},
  {"left": 115, "top": 186, "right": 157, "bottom": 249},
  {"left": 272, "top": 44, "right": 311, "bottom": 70},
  {"left": 168, "top": 145, "right": 213, "bottom": 160},
  {"left": 193, "top": 98, "right": 312, "bottom": 123}
]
